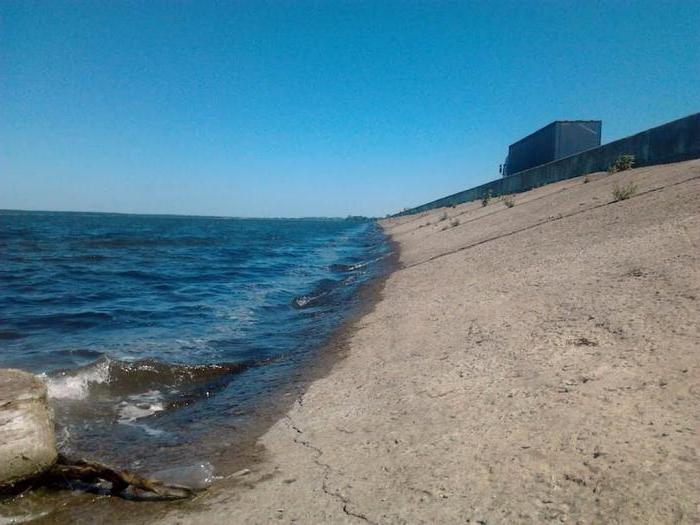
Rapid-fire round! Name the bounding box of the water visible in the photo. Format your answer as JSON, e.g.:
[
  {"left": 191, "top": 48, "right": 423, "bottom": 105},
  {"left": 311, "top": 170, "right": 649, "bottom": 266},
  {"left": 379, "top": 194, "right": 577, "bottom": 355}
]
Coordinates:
[{"left": 0, "top": 210, "right": 390, "bottom": 478}]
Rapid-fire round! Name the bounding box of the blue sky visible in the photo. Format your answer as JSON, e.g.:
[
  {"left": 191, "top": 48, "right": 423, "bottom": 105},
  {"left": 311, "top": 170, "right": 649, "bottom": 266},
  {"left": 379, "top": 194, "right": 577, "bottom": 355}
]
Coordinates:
[{"left": 1, "top": 1, "right": 698, "bottom": 217}]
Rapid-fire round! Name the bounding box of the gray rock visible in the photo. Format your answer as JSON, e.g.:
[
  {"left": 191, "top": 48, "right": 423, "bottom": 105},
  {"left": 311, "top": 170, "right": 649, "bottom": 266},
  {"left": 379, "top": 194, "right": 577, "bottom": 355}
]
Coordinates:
[{"left": 0, "top": 369, "right": 57, "bottom": 488}]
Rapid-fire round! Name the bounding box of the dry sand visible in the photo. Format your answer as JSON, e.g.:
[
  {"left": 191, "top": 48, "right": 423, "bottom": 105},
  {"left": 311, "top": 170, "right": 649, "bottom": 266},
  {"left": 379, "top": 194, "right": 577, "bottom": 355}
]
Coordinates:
[{"left": 150, "top": 160, "right": 697, "bottom": 523}]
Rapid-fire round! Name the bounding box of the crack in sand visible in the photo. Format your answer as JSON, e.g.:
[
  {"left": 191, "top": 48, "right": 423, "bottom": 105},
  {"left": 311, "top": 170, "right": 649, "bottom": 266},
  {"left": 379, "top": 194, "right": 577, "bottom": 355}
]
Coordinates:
[{"left": 286, "top": 413, "right": 377, "bottom": 524}]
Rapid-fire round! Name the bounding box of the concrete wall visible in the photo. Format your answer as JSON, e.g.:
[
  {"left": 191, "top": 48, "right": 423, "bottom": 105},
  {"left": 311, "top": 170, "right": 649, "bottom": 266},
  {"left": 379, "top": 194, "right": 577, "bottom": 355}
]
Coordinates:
[{"left": 396, "top": 112, "right": 700, "bottom": 216}]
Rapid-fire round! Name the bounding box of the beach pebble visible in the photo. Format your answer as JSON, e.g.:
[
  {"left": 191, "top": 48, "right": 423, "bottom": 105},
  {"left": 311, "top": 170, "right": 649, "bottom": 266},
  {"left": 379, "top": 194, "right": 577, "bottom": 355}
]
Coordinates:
[{"left": 0, "top": 369, "right": 58, "bottom": 488}]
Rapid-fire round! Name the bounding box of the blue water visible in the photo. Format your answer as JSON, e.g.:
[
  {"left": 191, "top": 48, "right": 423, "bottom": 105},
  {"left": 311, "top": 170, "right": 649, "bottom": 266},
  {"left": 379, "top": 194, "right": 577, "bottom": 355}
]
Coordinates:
[{"left": 0, "top": 210, "right": 389, "bottom": 474}]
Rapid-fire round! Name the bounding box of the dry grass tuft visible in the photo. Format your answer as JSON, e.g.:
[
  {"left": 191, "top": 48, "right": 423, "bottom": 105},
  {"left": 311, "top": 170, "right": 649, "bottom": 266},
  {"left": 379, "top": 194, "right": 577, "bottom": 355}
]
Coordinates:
[{"left": 612, "top": 182, "right": 638, "bottom": 201}]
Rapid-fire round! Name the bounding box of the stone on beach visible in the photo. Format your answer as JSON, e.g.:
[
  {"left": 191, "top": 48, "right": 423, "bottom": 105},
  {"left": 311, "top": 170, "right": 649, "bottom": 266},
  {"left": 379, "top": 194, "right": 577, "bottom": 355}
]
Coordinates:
[{"left": 0, "top": 369, "right": 57, "bottom": 489}]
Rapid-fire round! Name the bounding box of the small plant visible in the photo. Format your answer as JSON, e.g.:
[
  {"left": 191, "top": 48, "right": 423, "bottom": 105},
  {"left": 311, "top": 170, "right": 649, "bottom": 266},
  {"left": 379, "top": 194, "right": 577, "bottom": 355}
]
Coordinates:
[
  {"left": 612, "top": 182, "right": 638, "bottom": 201},
  {"left": 608, "top": 154, "right": 635, "bottom": 174},
  {"left": 503, "top": 195, "right": 515, "bottom": 208},
  {"left": 450, "top": 218, "right": 460, "bottom": 228},
  {"left": 583, "top": 176, "right": 590, "bottom": 184},
  {"left": 481, "top": 190, "right": 492, "bottom": 207},
  {"left": 438, "top": 212, "right": 448, "bottom": 222}
]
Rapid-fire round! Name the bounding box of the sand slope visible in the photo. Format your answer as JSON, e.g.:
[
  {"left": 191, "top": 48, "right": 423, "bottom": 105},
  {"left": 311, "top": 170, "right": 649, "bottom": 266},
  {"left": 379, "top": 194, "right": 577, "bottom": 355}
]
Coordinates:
[{"left": 160, "top": 160, "right": 700, "bottom": 524}]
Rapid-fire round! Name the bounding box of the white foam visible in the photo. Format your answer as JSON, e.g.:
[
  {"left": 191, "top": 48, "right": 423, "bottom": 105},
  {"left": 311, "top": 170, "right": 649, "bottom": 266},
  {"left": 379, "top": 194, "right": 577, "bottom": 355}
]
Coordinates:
[
  {"left": 350, "top": 253, "right": 390, "bottom": 271},
  {"left": 116, "top": 390, "right": 167, "bottom": 436},
  {"left": 43, "top": 358, "right": 111, "bottom": 400},
  {"left": 117, "top": 403, "right": 163, "bottom": 422},
  {"left": 294, "top": 296, "right": 312, "bottom": 307},
  {"left": 116, "top": 390, "right": 165, "bottom": 423},
  {"left": 0, "top": 512, "right": 50, "bottom": 525}
]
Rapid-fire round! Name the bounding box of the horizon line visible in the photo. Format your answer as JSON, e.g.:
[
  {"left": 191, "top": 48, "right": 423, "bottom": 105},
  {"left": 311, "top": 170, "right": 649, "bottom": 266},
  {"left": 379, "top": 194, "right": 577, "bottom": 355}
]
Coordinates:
[{"left": 0, "top": 207, "right": 377, "bottom": 221}]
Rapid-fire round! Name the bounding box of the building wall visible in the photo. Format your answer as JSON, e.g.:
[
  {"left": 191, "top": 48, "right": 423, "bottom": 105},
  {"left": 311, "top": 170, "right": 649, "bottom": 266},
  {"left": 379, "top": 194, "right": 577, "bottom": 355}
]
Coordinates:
[
  {"left": 556, "top": 121, "right": 602, "bottom": 159},
  {"left": 505, "top": 122, "right": 557, "bottom": 176},
  {"left": 504, "top": 120, "right": 602, "bottom": 177},
  {"left": 395, "top": 113, "right": 700, "bottom": 216}
]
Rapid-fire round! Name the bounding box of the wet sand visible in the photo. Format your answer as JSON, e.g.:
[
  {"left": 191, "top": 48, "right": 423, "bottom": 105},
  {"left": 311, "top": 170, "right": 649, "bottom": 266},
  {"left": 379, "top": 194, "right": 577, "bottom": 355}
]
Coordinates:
[{"left": 38, "top": 160, "right": 700, "bottom": 523}]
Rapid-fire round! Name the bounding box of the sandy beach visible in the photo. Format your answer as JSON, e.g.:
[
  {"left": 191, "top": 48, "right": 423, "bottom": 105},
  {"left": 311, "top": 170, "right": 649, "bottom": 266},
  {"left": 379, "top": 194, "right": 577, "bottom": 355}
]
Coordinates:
[
  {"left": 65, "top": 159, "right": 700, "bottom": 523},
  {"left": 4, "top": 4, "right": 698, "bottom": 523}
]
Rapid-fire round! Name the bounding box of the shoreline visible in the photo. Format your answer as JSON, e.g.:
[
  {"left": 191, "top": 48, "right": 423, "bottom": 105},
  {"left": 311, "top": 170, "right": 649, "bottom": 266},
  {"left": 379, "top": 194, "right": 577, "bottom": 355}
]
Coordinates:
[
  {"left": 24, "top": 232, "right": 400, "bottom": 524},
  {"left": 31, "top": 160, "right": 700, "bottom": 523}
]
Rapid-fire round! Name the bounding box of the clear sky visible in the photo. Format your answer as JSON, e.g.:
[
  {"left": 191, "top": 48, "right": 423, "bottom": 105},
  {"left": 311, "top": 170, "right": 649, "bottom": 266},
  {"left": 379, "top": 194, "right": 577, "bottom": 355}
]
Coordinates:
[{"left": 1, "top": 1, "right": 698, "bottom": 217}]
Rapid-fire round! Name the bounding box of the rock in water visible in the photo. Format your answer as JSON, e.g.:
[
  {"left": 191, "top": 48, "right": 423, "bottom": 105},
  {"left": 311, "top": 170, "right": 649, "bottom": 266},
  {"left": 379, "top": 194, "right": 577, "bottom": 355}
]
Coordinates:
[{"left": 0, "top": 369, "right": 57, "bottom": 489}]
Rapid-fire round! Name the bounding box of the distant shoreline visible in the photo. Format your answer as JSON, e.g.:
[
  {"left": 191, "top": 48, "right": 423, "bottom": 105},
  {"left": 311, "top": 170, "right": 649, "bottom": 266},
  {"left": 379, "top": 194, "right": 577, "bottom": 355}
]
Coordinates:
[{"left": 0, "top": 208, "right": 377, "bottom": 222}]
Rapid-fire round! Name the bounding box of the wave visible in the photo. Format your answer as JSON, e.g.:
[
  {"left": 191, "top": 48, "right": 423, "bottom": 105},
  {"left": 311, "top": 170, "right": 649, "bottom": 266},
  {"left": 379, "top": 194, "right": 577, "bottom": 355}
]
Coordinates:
[
  {"left": 44, "top": 356, "right": 250, "bottom": 401},
  {"left": 44, "top": 358, "right": 111, "bottom": 400},
  {"left": 81, "top": 236, "right": 220, "bottom": 249},
  {"left": 294, "top": 253, "right": 391, "bottom": 309},
  {"left": 329, "top": 263, "right": 362, "bottom": 273},
  {"left": 17, "top": 311, "right": 113, "bottom": 331},
  {"left": 0, "top": 329, "right": 24, "bottom": 340},
  {"left": 329, "top": 253, "right": 392, "bottom": 274},
  {"left": 292, "top": 278, "right": 344, "bottom": 309}
]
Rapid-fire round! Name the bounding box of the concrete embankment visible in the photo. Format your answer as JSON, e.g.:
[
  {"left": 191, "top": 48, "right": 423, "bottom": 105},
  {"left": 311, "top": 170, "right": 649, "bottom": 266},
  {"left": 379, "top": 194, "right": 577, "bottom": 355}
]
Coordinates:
[
  {"left": 0, "top": 369, "right": 57, "bottom": 489},
  {"left": 72, "top": 159, "right": 700, "bottom": 523}
]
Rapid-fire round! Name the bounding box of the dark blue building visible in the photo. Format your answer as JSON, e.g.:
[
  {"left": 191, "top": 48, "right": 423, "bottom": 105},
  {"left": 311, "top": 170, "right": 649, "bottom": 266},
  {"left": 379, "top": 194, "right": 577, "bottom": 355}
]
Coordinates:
[{"left": 502, "top": 120, "right": 602, "bottom": 177}]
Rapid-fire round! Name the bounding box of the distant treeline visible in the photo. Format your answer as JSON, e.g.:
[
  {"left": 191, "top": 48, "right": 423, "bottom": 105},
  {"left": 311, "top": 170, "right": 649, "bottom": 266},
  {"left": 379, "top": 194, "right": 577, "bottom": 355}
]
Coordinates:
[{"left": 344, "top": 215, "right": 375, "bottom": 222}]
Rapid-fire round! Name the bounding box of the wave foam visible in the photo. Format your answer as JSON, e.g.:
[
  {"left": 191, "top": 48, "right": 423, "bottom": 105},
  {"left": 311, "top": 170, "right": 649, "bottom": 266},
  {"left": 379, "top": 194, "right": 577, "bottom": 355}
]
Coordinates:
[
  {"left": 43, "top": 356, "right": 250, "bottom": 402},
  {"left": 43, "top": 357, "right": 111, "bottom": 400},
  {"left": 117, "top": 390, "right": 165, "bottom": 423}
]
